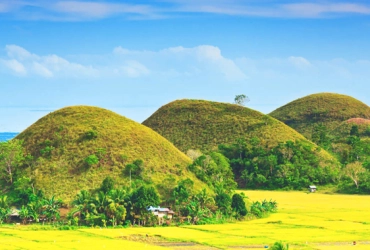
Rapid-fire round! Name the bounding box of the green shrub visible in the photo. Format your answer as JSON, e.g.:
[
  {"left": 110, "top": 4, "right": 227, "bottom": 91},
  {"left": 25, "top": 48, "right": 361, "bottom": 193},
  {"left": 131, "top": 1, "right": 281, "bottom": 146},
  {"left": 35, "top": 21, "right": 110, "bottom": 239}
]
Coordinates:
[
  {"left": 84, "top": 130, "right": 98, "bottom": 140},
  {"left": 85, "top": 155, "right": 99, "bottom": 166}
]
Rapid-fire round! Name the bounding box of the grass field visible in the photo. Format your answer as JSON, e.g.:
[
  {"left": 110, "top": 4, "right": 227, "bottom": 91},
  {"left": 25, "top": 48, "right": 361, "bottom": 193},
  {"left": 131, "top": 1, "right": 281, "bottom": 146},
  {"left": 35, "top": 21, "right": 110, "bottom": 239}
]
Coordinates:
[{"left": 1, "top": 190, "right": 370, "bottom": 249}]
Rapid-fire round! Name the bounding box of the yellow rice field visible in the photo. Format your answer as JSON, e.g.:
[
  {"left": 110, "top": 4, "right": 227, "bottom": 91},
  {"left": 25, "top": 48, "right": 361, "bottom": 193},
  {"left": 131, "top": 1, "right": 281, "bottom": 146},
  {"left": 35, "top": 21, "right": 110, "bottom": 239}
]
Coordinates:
[{"left": 1, "top": 190, "right": 370, "bottom": 249}]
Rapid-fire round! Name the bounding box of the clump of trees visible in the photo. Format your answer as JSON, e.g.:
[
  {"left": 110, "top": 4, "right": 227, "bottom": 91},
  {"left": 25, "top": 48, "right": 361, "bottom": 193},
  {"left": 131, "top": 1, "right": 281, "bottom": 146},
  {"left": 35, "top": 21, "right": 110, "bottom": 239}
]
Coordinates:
[
  {"left": 187, "top": 151, "right": 237, "bottom": 193},
  {"left": 218, "top": 137, "right": 338, "bottom": 190},
  {"left": 0, "top": 191, "right": 62, "bottom": 225},
  {"left": 310, "top": 124, "right": 370, "bottom": 193}
]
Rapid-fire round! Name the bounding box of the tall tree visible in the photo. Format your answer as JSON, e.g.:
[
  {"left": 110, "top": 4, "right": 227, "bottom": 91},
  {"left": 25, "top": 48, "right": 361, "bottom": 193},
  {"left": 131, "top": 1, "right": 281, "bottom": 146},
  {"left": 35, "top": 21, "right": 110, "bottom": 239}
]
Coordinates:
[
  {"left": 343, "top": 161, "right": 366, "bottom": 188},
  {"left": 130, "top": 186, "right": 160, "bottom": 217},
  {"left": 0, "top": 139, "right": 25, "bottom": 184}
]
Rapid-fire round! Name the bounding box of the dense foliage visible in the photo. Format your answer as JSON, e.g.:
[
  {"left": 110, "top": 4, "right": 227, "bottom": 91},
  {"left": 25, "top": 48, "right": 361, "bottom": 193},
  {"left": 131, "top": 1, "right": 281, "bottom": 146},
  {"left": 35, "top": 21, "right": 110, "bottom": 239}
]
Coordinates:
[
  {"left": 270, "top": 93, "right": 370, "bottom": 193},
  {"left": 219, "top": 137, "right": 340, "bottom": 189},
  {"left": 308, "top": 123, "right": 370, "bottom": 193}
]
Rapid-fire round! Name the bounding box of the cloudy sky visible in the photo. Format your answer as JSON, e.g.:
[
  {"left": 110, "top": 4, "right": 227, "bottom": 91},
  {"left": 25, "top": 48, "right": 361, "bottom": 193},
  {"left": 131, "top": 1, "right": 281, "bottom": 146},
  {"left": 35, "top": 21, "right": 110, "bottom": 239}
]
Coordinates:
[{"left": 1, "top": 0, "right": 370, "bottom": 131}]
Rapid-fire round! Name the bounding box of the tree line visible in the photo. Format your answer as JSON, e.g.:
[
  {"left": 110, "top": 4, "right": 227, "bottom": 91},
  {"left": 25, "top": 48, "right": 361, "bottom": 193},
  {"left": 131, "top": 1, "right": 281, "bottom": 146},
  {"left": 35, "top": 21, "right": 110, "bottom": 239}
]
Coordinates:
[{"left": 0, "top": 139, "right": 277, "bottom": 227}]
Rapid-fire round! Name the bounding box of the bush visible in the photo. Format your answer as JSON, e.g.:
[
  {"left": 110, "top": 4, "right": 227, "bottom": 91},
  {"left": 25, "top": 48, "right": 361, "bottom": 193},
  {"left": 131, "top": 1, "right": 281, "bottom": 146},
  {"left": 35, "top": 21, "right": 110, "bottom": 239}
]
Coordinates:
[
  {"left": 270, "top": 241, "right": 289, "bottom": 250},
  {"left": 100, "top": 177, "right": 115, "bottom": 193},
  {"left": 85, "top": 155, "right": 99, "bottom": 166},
  {"left": 231, "top": 193, "right": 247, "bottom": 217},
  {"left": 84, "top": 130, "right": 98, "bottom": 140}
]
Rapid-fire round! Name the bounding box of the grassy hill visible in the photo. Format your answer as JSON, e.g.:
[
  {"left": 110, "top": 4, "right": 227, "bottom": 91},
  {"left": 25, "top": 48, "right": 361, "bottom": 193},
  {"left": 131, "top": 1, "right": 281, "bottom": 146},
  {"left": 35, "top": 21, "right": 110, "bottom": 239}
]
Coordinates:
[
  {"left": 142, "top": 99, "right": 337, "bottom": 163},
  {"left": 15, "top": 106, "right": 206, "bottom": 202},
  {"left": 331, "top": 118, "right": 370, "bottom": 139},
  {"left": 269, "top": 93, "right": 370, "bottom": 139}
]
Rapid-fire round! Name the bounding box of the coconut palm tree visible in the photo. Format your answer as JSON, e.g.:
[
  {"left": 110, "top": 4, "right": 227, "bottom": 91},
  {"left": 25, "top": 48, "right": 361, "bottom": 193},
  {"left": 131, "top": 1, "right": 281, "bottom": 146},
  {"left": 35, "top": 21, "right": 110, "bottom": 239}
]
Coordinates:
[
  {"left": 19, "top": 205, "right": 30, "bottom": 224},
  {"left": 0, "top": 195, "right": 10, "bottom": 224},
  {"left": 42, "top": 196, "right": 61, "bottom": 223}
]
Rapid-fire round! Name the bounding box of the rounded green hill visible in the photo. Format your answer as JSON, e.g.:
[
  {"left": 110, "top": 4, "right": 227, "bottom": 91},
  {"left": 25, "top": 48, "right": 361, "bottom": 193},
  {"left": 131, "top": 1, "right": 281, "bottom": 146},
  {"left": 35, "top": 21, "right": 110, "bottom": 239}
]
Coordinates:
[
  {"left": 269, "top": 93, "right": 370, "bottom": 138},
  {"left": 142, "top": 99, "right": 334, "bottom": 157},
  {"left": 16, "top": 106, "right": 204, "bottom": 202}
]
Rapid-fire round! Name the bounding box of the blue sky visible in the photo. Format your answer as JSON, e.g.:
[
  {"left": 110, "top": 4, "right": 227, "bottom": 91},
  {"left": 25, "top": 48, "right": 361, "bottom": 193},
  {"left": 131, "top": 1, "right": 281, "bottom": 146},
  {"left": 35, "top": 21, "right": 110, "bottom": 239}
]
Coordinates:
[{"left": 1, "top": 0, "right": 370, "bottom": 131}]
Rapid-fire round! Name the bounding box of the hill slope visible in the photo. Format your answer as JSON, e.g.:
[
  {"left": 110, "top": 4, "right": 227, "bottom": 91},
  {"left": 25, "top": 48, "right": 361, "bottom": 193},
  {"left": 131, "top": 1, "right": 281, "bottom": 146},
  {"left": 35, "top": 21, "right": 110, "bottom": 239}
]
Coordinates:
[
  {"left": 331, "top": 118, "right": 370, "bottom": 139},
  {"left": 16, "top": 106, "right": 205, "bottom": 202},
  {"left": 142, "top": 99, "right": 337, "bottom": 164},
  {"left": 269, "top": 93, "right": 370, "bottom": 138}
]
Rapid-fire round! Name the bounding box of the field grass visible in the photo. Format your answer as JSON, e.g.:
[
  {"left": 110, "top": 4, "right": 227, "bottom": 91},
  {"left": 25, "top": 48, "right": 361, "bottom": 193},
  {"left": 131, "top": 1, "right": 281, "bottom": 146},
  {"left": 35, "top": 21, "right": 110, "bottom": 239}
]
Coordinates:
[{"left": 1, "top": 190, "right": 370, "bottom": 249}]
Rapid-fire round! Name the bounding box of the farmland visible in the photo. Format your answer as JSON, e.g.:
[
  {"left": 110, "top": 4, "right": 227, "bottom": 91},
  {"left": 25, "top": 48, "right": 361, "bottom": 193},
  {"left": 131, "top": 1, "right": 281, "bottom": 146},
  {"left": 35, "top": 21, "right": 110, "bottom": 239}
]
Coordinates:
[{"left": 1, "top": 190, "right": 370, "bottom": 249}]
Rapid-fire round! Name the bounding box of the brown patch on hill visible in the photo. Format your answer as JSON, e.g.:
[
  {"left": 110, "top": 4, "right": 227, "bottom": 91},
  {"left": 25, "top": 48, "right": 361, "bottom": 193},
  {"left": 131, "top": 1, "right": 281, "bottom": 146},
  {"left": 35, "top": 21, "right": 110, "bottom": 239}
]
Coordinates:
[{"left": 346, "top": 118, "right": 370, "bottom": 125}]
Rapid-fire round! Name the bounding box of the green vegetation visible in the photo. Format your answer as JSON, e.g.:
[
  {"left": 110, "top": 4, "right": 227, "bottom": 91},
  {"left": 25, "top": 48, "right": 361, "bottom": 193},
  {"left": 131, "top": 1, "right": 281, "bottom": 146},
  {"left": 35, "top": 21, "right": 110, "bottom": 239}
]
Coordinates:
[
  {"left": 12, "top": 105, "right": 207, "bottom": 202},
  {"left": 231, "top": 193, "right": 247, "bottom": 216},
  {"left": 0, "top": 139, "right": 26, "bottom": 184},
  {"left": 219, "top": 138, "right": 340, "bottom": 189},
  {"left": 143, "top": 99, "right": 330, "bottom": 154},
  {"left": 187, "top": 151, "right": 237, "bottom": 192},
  {"left": 332, "top": 118, "right": 370, "bottom": 139},
  {"left": 143, "top": 99, "right": 340, "bottom": 190},
  {"left": 270, "top": 241, "right": 289, "bottom": 250},
  {"left": 234, "top": 94, "right": 249, "bottom": 106},
  {"left": 270, "top": 93, "right": 370, "bottom": 193},
  {"left": 270, "top": 93, "right": 370, "bottom": 139}
]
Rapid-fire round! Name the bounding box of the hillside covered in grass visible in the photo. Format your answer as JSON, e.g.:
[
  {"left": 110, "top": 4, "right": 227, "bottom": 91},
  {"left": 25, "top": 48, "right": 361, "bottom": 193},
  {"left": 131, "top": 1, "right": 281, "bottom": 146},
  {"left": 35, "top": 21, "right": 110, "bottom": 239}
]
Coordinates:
[
  {"left": 269, "top": 93, "right": 370, "bottom": 139},
  {"left": 144, "top": 99, "right": 321, "bottom": 151},
  {"left": 15, "top": 106, "right": 206, "bottom": 202},
  {"left": 143, "top": 100, "right": 340, "bottom": 188}
]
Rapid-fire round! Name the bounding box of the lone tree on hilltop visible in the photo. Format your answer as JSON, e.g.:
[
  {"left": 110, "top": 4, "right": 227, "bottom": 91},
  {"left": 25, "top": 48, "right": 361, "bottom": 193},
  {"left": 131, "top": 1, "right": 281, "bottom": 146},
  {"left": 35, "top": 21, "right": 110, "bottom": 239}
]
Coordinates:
[{"left": 234, "top": 94, "right": 249, "bottom": 106}]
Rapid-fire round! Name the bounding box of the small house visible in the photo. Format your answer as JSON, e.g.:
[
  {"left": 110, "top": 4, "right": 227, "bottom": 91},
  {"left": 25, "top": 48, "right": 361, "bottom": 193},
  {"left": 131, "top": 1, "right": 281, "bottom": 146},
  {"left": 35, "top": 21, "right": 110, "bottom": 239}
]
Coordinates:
[
  {"left": 308, "top": 185, "right": 317, "bottom": 193},
  {"left": 10, "top": 207, "right": 20, "bottom": 218},
  {"left": 147, "top": 206, "right": 175, "bottom": 224}
]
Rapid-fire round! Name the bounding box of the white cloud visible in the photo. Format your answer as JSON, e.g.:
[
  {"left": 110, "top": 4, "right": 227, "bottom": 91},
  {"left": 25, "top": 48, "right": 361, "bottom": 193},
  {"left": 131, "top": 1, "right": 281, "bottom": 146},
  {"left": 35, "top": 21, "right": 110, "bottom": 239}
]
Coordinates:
[
  {"left": 53, "top": 1, "right": 153, "bottom": 19},
  {"left": 119, "top": 61, "right": 150, "bottom": 78},
  {"left": 2, "top": 1, "right": 370, "bottom": 20},
  {"left": 1, "top": 59, "right": 27, "bottom": 75},
  {"left": 6, "top": 45, "right": 34, "bottom": 60},
  {"left": 112, "top": 45, "right": 246, "bottom": 81},
  {"left": 288, "top": 56, "right": 312, "bottom": 69},
  {"left": 162, "top": 1, "right": 370, "bottom": 18},
  {"left": 4, "top": 44, "right": 369, "bottom": 85},
  {"left": 1, "top": 45, "right": 98, "bottom": 78},
  {"left": 1, "top": 44, "right": 246, "bottom": 81},
  {"left": 283, "top": 3, "right": 370, "bottom": 17},
  {"left": 33, "top": 62, "right": 53, "bottom": 78}
]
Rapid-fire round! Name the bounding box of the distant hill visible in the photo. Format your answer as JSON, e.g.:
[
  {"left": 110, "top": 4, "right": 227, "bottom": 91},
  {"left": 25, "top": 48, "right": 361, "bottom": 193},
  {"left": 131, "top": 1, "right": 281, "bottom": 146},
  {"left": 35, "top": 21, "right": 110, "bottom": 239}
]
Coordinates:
[
  {"left": 142, "top": 99, "right": 337, "bottom": 164},
  {"left": 269, "top": 93, "right": 370, "bottom": 139},
  {"left": 16, "top": 106, "right": 206, "bottom": 202},
  {"left": 331, "top": 118, "right": 370, "bottom": 139}
]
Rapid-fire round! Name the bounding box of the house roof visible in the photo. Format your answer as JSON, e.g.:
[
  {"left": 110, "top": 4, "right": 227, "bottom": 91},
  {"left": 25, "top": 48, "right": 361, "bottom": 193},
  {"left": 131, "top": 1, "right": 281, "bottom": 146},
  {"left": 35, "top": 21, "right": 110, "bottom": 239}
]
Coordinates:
[
  {"left": 309, "top": 185, "right": 317, "bottom": 189},
  {"left": 147, "top": 206, "right": 174, "bottom": 213},
  {"left": 10, "top": 208, "right": 20, "bottom": 216}
]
